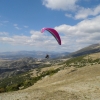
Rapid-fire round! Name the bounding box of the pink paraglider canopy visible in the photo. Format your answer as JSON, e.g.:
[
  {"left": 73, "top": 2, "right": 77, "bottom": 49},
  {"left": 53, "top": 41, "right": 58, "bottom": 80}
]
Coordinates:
[{"left": 41, "top": 28, "right": 61, "bottom": 45}]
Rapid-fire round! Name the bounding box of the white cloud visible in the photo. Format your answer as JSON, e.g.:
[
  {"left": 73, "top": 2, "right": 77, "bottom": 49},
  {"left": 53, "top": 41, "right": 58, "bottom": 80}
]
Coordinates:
[
  {"left": 75, "top": 5, "right": 100, "bottom": 19},
  {"left": 0, "top": 37, "right": 15, "bottom": 43},
  {"left": 2, "top": 21, "right": 9, "bottom": 23},
  {"left": 13, "top": 24, "right": 21, "bottom": 30},
  {"left": 43, "top": 0, "right": 78, "bottom": 11},
  {"left": 0, "top": 21, "right": 9, "bottom": 27},
  {"left": 0, "top": 32, "right": 8, "bottom": 35},
  {"left": 24, "top": 26, "right": 29, "bottom": 28},
  {"left": 65, "top": 13, "right": 73, "bottom": 18},
  {"left": 55, "top": 15, "right": 100, "bottom": 51},
  {"left": 14, "top": 24, "right": 18, "bottom": 27},
  {"left": 15, "top": 27, "right": 21, "bottom": 30},
  {"left": 0, "top": 30, "right": 62, "bottom": 51},
  {"left": 56, "top": 15, "right": 100, "bottom": 35},
  {"left": 43, "top": 0, "right": 100, "bottom": 20}
]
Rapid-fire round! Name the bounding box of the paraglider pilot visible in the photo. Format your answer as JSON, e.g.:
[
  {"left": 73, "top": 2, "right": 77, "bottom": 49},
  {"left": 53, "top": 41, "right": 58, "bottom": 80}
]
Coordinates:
[{"left": 45, "top": 54, "right": 49, "bottom": 59}]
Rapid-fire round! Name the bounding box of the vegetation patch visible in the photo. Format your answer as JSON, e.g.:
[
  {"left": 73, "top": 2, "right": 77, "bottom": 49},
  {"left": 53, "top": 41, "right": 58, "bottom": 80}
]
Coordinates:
[
  {"left": 0, "top": 67, "right": 60, "bottom": 93},
  {"left": 61, "top": 55, "right": 100, "bottom": 68}
]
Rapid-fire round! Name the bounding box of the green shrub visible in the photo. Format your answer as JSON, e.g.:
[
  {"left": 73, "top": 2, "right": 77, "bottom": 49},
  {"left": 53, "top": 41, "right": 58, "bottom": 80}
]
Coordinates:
[{"left": 6, "top": 84, "right": 19, "bottom": 91}]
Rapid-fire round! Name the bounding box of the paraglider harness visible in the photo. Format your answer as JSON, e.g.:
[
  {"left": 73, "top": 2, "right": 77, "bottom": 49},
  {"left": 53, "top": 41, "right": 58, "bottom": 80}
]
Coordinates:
[{"left": 45, "top": 54, "right": 49, "bottom": 59}]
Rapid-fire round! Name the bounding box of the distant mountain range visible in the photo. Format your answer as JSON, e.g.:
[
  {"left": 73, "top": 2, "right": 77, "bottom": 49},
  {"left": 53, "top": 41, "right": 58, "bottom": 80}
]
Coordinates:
[{"left": 0, "top": 51, "right": 70, "bottom": 60}]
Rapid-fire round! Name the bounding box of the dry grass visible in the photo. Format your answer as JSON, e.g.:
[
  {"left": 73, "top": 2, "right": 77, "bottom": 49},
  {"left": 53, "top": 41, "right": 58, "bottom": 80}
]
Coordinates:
[{"left": 84, "top": 52, "right": 100, "bottom": 60}]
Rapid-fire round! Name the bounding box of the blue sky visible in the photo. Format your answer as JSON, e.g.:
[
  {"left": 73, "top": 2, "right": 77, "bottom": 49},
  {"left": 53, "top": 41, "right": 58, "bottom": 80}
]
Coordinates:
[{"left": 0, "top": 0, "right": 100, "bottom": 52}]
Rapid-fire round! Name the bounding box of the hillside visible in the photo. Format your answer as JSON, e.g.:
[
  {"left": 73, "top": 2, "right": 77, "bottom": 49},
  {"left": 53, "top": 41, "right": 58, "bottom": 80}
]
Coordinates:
[
  {"left": 65, "top": 43, "right": 100, "bottom": 58},
  {"left": 0, "top": 52, "right": 100, "bottom": 100}
]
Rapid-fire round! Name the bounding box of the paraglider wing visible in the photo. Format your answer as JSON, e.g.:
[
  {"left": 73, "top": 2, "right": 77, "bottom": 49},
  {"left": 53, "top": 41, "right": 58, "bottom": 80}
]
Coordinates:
[{"left": 41, "top": 28, "right": 61, "bottom": 45}]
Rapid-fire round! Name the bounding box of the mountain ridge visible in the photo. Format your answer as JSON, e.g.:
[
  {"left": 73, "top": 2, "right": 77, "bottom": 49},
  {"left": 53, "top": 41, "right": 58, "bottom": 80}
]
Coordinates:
[{"left": 65, "top": 43, "right": 100, "bottom": 58}]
